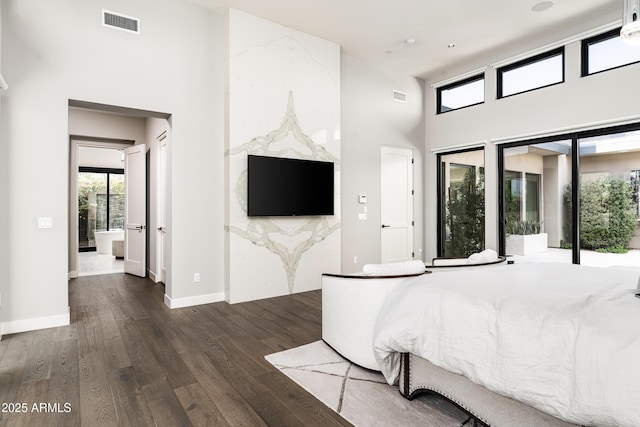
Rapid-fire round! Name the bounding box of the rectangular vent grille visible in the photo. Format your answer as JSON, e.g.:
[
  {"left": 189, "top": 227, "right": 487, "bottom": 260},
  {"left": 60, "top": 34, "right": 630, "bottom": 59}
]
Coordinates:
[
  {"left": 393, "top": 90, "right": 407, "bottom": 103},
  {"left": 103, "top": 10, "right": 140, "bottom": 34}
]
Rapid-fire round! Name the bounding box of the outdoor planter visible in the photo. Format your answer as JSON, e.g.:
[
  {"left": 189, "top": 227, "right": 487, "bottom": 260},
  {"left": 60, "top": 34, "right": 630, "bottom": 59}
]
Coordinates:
[{"left": 506, "top": 233, "right": 548, "bottom": 255}]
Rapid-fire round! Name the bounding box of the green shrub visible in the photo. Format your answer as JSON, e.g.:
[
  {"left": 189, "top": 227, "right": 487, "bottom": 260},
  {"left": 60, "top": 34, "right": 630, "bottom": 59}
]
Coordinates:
[
  {"left": 507, "top": 220, "right": 541, "bottom": 235},
  {"left": 559, "top": 240, "right": 572, "bottom": 249},
  {"left": 564, "top": 177, "right": 637, "bottom": 252},
  {"left": 446, "top": 168, "right": 485, "bottom": 257},
  {"left": 596, "top": 245, "right": 628, "bottom": 254}
]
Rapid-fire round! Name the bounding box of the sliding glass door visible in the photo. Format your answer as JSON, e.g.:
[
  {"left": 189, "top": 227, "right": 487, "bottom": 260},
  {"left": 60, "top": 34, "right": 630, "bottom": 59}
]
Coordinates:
[
  {"left": 498, "top": 123, "right": 640, "bottom": 266},
  {"left": 500, "top": 140, "right": 573, "bottom": 262},
  {"left": 578, "top": 129, "right": 640, "bottom": 267},
  {"left": 78, "top": 167, "right": 125, "bottom": 251},
  {"left": 437, "top": 148, "right": 485, "bottom": 258}
]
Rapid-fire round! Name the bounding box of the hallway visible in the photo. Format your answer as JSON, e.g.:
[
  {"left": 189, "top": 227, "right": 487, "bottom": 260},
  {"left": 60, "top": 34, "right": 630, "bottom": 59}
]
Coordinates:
[{"left": 77, "top": 252, "right": 124, "bottom": 276}]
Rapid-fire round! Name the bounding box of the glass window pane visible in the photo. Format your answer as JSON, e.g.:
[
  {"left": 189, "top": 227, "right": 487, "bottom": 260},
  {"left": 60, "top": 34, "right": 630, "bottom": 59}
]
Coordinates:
[
  {"left": 439, "top": 149, "right": 485, "bottom": 257},
  {"left": 502, "top": 141, "right": 572, "bottom": 262},
  {"left": 579, "top": 131, "right": 640, "bottom": 267},
  {"left": 584, "top": 29, "right": 640, "bottom": 75},
  {"left": 109, "top": 174, "right": 125, "bottom": 230},
  {"left": 500, "top": 53, "right": 563, "bottom": 97},
  {"left": 504, "top": 170, "right": 522, "bottom": 229},
  {"left": 78, "top": 172, "right": 107, "bottom": 249},
  {"left": 525, "top": 173, "right": 540, "bottom": 222},
  {"left": 438, "top": 76, "right": 484, "bottom": 113}
]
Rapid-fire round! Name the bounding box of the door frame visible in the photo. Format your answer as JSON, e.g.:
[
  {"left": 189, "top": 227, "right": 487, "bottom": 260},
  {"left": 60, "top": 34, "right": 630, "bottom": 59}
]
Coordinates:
[
  {"left": 155, "top": 131, "right": 168, "bottom": 283},
  {"left": 68, "top": 138, "right": 133, "bottom": 279},
  {"left": 436, "top": 146, "right": 485, "bottom": 258},
  {"left": 496, "top": 121, "right": 640, "bottom": 264}
]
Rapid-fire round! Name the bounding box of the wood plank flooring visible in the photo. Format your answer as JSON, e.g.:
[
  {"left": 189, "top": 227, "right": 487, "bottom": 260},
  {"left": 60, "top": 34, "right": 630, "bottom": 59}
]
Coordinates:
[{"left": 0, "top": 274, "right": 351, "bottom": 426}]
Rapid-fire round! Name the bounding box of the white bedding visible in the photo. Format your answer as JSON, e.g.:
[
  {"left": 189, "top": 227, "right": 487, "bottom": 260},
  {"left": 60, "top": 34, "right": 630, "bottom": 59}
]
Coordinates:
[{"left": 373, "top": 262, "right": 640, "bottom": 427}]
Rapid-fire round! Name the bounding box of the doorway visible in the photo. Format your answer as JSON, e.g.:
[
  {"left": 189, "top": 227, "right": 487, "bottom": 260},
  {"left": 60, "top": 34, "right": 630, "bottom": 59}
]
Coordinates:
[
  {"left": 67, "top": 101, "right": 172, "bottom": 282},
  {"left": 70, "top": 141, "right": 132, "bottom": 277}
]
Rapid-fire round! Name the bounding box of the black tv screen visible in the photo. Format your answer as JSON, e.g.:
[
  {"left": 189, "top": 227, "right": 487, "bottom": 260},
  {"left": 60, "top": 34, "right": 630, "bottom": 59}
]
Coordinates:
[{"left": 247, "top": 155, "right": 334, "bottom": 216}]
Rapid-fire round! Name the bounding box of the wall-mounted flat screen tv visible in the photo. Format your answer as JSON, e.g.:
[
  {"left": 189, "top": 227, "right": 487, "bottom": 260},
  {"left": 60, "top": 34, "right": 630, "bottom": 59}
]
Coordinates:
[{"left": 247, "top": 155, "right": 334, "bottom": 217}]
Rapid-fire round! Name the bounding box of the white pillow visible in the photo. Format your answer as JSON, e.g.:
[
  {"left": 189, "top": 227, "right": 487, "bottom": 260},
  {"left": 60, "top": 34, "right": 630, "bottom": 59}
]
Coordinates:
[
  {"left": 467, "top": 249, "right": 499, "bottom": 264},
  {"left": 362, "top": 260, "right": 425, "bottom": 276}
]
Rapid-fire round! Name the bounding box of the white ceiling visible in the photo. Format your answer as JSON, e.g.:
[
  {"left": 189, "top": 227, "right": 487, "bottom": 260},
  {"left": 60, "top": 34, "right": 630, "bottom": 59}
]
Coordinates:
[{"left": 187, "top": 0, "right": 622, "bottom": 79}]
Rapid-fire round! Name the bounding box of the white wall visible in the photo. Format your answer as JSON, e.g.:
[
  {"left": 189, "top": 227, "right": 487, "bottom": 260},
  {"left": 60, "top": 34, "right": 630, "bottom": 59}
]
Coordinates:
[
  {"left": 424, "top": 10, "right": 640, "bottom": 261},
  {"left": 0, "top": 2, "right": 5, "bottom": 338},
  {"left": 1, "top": 0, "right": 224, "bottom": 332},
  {"left": 69, "top": 108, "right": 147, "bottom": 144},
  {"left": 341, "top": 54, "right": 425, "bottom": 272},
  {"left": 225, "top": 9, "right": 341, "bottom": 303},
  {"left": 78, "top": 147, "right": 124, "bottom": 169}
]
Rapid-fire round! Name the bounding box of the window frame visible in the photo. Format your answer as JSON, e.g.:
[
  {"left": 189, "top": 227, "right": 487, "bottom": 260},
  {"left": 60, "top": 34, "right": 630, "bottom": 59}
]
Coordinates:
[
  {"left": 436, "top": 73, "right": 485, "bottom": 115},
  {"left": 581, "top": 27, "right": 640, "bottom": 77},
  {"left": 436, "top": 147, "right": 486, "bottom": 257},
  {"left": 497, "top": 47, "right": 565, "bottom": 99}
]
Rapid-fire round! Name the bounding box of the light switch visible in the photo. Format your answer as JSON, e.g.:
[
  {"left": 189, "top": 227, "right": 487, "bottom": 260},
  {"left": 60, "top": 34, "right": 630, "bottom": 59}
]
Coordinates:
[
  {"left": 38, "top": 217, "right": 53, "bottom": 229},
  {"left": 358, "top": 195, "right": 367, "bottom": 204},
  {"left": 358, "top": 213, "right": 368, "bottom": 221}
]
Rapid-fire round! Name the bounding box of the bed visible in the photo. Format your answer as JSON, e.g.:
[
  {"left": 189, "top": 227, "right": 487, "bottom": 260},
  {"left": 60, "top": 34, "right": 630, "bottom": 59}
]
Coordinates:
[{"left": 373, "top": 262, "right": 640, "bottom": 427}]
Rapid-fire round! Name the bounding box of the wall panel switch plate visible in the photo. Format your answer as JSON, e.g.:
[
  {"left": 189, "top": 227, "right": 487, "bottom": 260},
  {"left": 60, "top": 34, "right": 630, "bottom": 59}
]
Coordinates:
[
  {"left": 358, "top": 213, "right": 367, "bottom": 221},
  {"left": 38, "top": 217, "right": 53, "bottom": 228}
]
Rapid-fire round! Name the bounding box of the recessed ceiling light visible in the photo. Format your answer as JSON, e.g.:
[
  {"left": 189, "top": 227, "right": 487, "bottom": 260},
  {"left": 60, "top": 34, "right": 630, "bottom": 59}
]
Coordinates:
[
  {"left": 531, "top": 1, "right": 554, "bottom": 12},
  {"left": 404, "top": 38, "right": 416, "bottom": 46},
  {"left": 385, "top": 50, "right": 393, "bottom": 55}
]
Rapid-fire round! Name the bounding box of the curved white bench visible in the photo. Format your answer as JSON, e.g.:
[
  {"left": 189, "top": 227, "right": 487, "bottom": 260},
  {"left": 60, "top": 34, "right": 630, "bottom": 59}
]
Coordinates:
[
  {"left": 322, "top": 270, "right": 428, "bottom": 371},
  {"left": 322, "top": 254, "right": 508, "bottom": 371}
]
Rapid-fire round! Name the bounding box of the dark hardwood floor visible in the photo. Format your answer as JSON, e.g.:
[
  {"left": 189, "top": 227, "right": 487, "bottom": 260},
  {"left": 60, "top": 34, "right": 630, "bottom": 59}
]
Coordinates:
[{"left": 0, "top": 274, "right": 351, "bottom": 426}]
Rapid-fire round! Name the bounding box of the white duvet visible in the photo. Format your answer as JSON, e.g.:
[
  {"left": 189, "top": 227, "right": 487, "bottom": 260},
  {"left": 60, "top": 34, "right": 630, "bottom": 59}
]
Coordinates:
[{"left": 373, "top": 263, "right": 640, "bottom": 427}]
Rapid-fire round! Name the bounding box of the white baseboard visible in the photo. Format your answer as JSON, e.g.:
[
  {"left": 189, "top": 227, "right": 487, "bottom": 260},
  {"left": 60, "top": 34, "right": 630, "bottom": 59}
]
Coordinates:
[
  {"left": 2, "top": 308, "right": 70, "bottom": 335},
  {"left": 163, "top": 292, "right": 225, "bottom": 309},
  {"left": 148, "top": 270, "right": 158, "bottom": 283}
]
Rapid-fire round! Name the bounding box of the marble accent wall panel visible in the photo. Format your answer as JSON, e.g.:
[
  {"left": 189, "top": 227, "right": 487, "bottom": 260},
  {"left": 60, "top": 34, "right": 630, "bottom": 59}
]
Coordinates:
[{"left": 226, "top": 10, "right": 341, "bottom": 303}]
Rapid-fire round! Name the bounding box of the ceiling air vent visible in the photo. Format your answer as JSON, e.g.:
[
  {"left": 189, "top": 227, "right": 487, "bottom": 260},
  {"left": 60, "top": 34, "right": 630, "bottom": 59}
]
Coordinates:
[
  {"left": 102, "top": 9, "right": 140, "bottom": 34},
  {"left": 393, "top": 90, "right": 407, "bottom": 103}
]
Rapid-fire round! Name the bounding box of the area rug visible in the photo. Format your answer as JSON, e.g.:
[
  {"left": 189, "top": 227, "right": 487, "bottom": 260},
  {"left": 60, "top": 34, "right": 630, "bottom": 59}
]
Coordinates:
[{"left": 265, "top": 341, "right": 474, "bottom": 427}]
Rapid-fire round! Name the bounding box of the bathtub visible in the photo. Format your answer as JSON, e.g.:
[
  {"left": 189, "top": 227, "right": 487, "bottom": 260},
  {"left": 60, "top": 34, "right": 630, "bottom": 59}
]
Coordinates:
[{"left": 95, "top": 230, "right": 124, "bottom": 255}]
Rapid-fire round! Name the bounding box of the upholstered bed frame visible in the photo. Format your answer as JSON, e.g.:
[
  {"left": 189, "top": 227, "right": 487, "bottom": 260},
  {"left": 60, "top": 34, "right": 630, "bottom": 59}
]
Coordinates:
[{"left": 399, "top": 353, "right": 579, "bottom": 427}]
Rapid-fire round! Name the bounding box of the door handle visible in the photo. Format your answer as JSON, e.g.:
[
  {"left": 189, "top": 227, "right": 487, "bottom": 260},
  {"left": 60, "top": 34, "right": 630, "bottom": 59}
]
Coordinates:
[
  {"left": 134, "top": 225, "right": 146, "bottom": 230},
  {"left": 381, "top": 224, "right": 390, "bottom": 228}
]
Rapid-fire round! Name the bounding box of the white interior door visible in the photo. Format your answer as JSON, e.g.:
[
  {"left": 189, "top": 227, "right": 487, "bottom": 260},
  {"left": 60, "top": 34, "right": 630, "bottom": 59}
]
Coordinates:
[
  {"left": 156, "top": 132, "right": 168, "bottom": 283},
  {"left": 124, "top": 144, "right": 146, "bottom": 277},
  {"left": 381, "top": 146, "right": 414, "bottom": 263}
]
